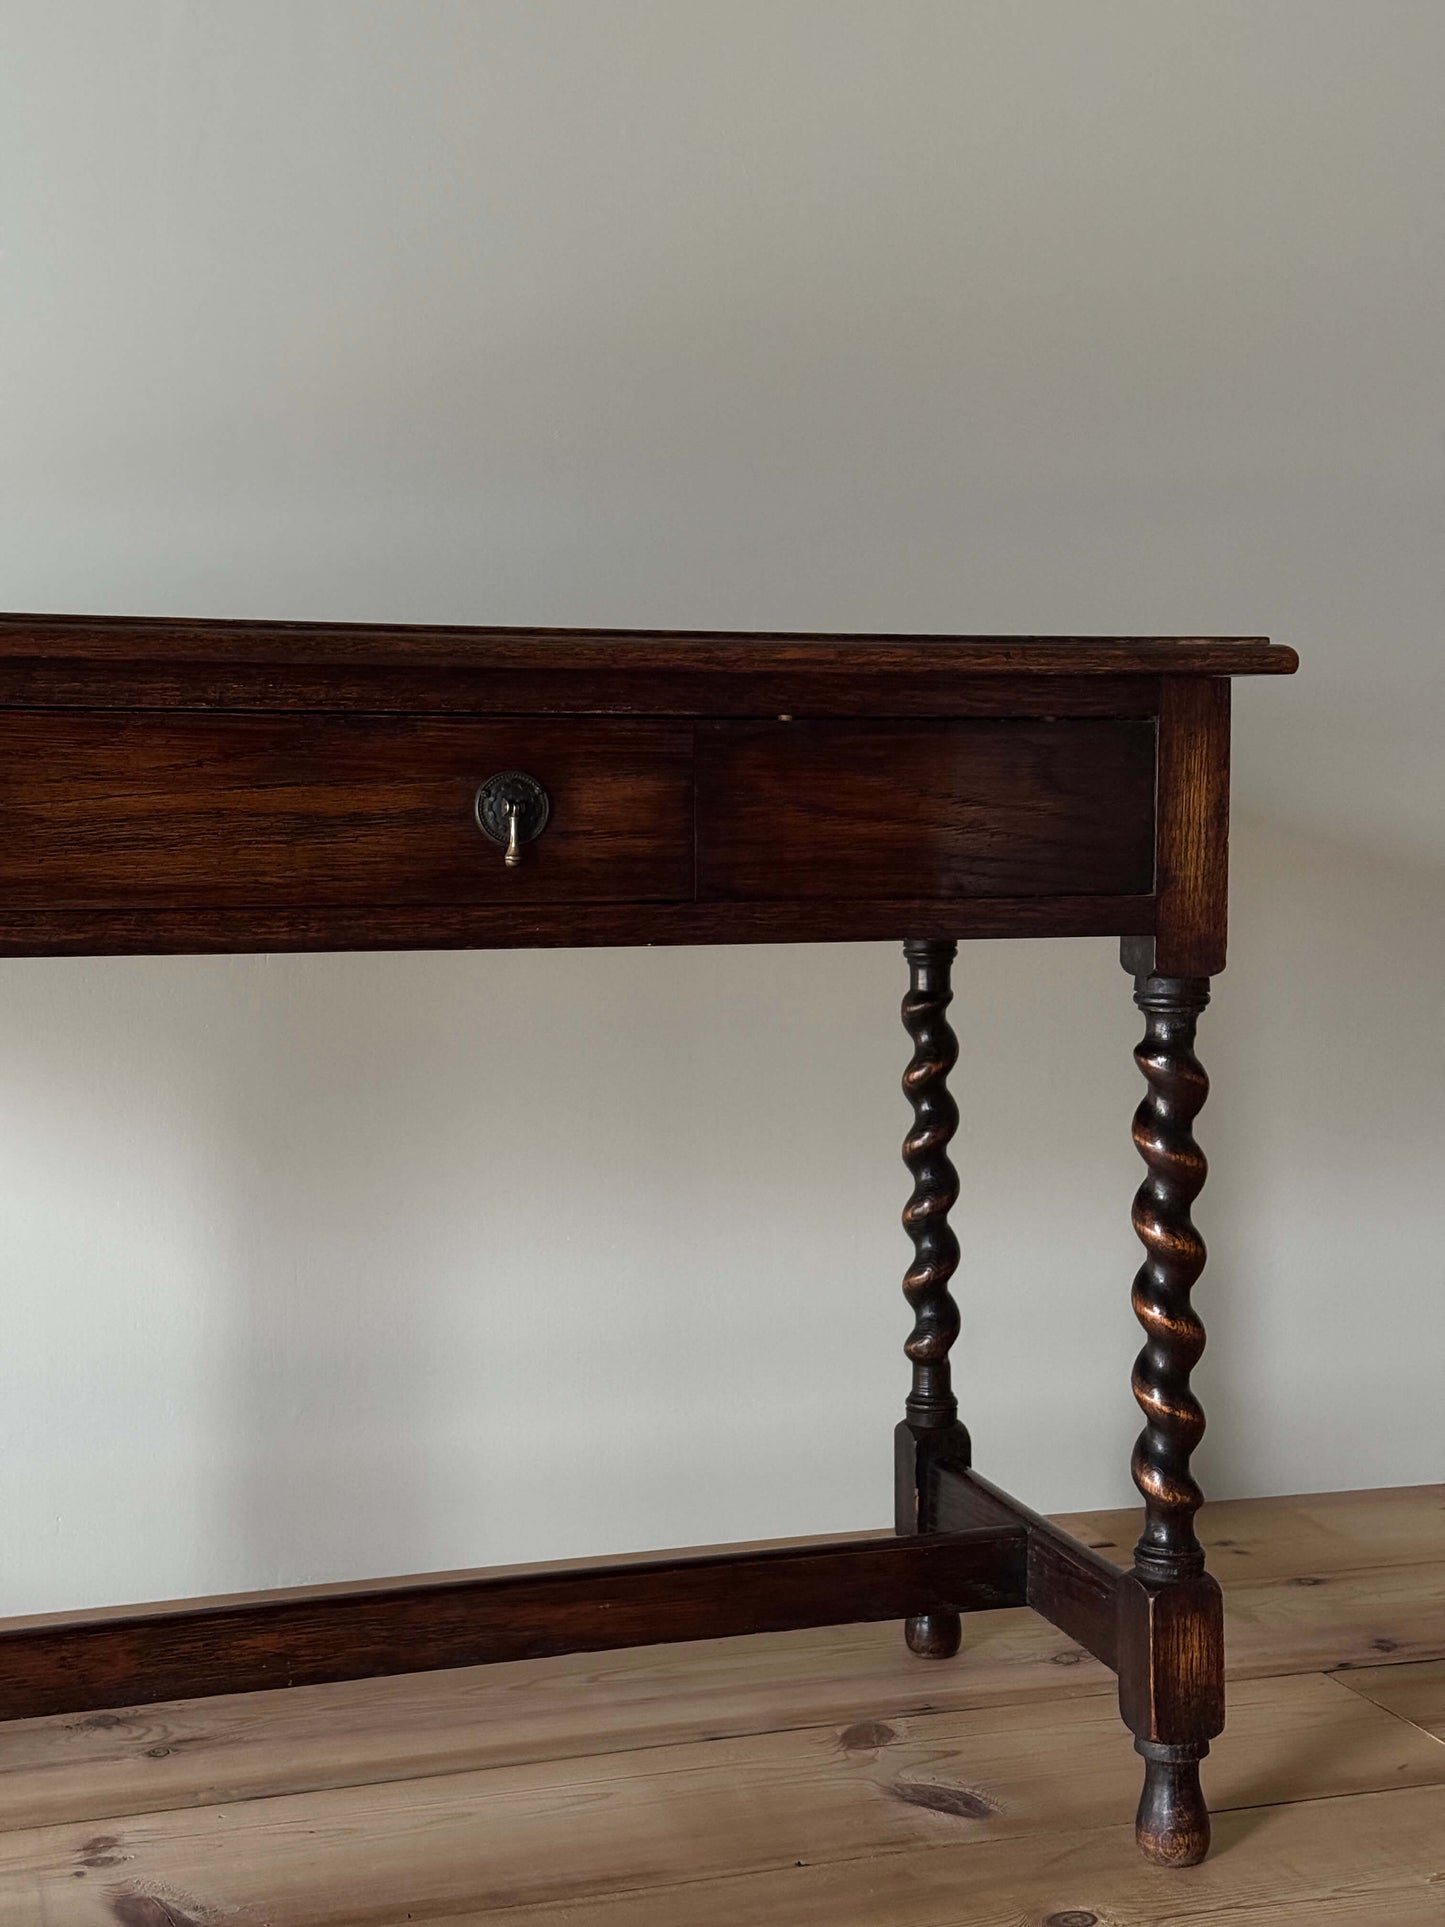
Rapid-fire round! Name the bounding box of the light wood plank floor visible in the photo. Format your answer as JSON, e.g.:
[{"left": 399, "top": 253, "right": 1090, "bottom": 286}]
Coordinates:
[{"left": 1, "top": 1485, "right": 1442, "bottom": 1924}]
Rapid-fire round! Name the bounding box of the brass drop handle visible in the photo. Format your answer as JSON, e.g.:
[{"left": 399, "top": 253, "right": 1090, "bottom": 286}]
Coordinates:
[{"left": 475, "top": 772, "right": 549, "bottom": 867}]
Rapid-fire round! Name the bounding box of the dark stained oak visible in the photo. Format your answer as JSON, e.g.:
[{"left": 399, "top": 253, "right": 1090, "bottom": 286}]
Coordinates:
[
  {"left": 0, "top": 610, "right": 1295, "bottom": 1871},
  {"left": 1117, "top": 973, "right": 1224, "bottom": 1867},
  {"left": 1122, "top": 677, "right": 1231, "bottom": 978},
  {"left": 0, "top": 616, "right": 1293, "bottom": 715},
  {"left": 894, "top": 939, "right": 971, "bottom": 1663},
  {"left": 697, "top": 721, "right": 1156, "bottom": 902},
  {"left": 898, "top": 940, "right": 965, "bottom": 1438},
  {"left": 0, "top": 714, "right": 692, "bottom": 909},
  {"left": 0, "top": 664, "right": 1164, "bottom": 719},
  {"left": 0, "top": 1529, "right": 1027, "bottom": 1722},
  {"left": 929, "top": 1465, "right": 1124, "bottom": 1670},
  {"left": 0, "top": 894, "right": 1157, "bottom": 959},
  {"left": 1128, "top": 977, "right": 1213, "bottom": 1583},
  {"left": 0, "top": 612, "right": 1297, "bottom": 673}
]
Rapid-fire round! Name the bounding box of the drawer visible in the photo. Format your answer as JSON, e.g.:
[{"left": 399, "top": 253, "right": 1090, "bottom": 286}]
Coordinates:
[
  {"left": 697, "top": 719, "right": 1155, "bottom": 900},
  {"left": 0, "top": 714, "right": 693, "bottom": 908}
]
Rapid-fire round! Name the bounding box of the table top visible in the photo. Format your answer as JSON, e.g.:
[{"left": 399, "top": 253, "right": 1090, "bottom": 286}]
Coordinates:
[
  {"left": 0, "top": 612, "right": 1291, "bottom": 967},
  {"left": 0, "top": 612, "right": 1295, "bottom": 678}
]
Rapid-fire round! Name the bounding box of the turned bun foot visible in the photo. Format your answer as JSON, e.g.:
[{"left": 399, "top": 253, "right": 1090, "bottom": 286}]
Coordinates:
[
  {"left": 1134, "top": 1741, "right": 1211, "bottom": 1867},
  {"left": 904, "top": 1611, "right": 962, "bottom": 1660}
]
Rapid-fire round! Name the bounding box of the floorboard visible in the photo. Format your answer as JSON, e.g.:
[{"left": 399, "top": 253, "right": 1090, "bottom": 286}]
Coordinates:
[
  {"left": 1334, "top": 1655, "right": 1445, "bottom": 1738},
  {"left": 0, "top": 1485, "right": 1440, "bottom": 1924}
]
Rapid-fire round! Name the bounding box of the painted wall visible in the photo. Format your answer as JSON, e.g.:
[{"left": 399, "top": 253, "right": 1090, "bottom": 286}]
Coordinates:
[{"left": 1, "top": 1, "right": 1441, "bottom": 1613}]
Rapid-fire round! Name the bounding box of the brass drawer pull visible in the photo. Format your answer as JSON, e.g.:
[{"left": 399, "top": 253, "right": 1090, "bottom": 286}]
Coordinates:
[{"left": 475, "top": 772, "right": 549, "bottom": 867}]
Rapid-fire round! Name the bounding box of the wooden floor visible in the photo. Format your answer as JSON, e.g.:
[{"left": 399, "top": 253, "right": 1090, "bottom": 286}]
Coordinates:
[{"left": 0, "top": 1487, "right": 1442, "bottom": 1924}]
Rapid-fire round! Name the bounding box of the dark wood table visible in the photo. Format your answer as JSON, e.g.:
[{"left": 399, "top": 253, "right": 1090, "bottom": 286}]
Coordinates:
[{"left": 0, "top": 614, "right": 1296, "bottom": 1866}]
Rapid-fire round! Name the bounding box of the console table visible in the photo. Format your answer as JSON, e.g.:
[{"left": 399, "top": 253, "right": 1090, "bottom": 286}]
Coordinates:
[{"left": 0, "top": 614, "right": 1296, "bottom": 1867}]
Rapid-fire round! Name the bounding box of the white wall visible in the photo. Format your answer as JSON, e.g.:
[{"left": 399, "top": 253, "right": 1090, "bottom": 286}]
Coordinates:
[{"left": 0, "top": 1, "right": 1441, "bottom": 1614}]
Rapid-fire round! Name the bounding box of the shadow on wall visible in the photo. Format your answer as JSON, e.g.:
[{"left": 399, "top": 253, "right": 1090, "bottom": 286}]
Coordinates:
[{"left": 0, "top": 811, "right": 1440, "bottom": 1614}]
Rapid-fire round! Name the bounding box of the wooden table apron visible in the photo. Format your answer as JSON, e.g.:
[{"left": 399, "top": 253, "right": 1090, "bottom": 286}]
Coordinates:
[{"left": 0, "top": 616, "right": 1297, "bottom": 1869}]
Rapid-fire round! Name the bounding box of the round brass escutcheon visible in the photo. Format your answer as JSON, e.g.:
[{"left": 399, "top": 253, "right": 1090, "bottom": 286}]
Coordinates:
[{"left": 475, "top": 771, "right": 550, "bottom": 867}]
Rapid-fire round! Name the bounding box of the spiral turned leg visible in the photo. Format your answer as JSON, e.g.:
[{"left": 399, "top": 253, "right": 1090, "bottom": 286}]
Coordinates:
[
  {"left": 895, "top": 939, "right": 969, "bottom": 1661},
  {"left": 1118, "top": 974, "right": 1224, "bottom": 1867},
  {"left": 1130, "top": 975, "right": 1210, "bottom": 1582}
]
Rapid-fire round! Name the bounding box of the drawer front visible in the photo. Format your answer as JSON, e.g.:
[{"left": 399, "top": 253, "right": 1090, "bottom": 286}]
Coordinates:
[
  {"left": 0, "top": 714, "right": 693, "bottom": 908},
  {"left": 697, "top": 720, "right": 1155, "bottom": 900}
]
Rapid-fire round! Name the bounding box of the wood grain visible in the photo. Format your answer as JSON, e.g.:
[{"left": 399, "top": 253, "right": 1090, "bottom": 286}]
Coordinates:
[
  {"left": 0, "top": 664, "right": 1173, "bottom": 717},
  {"left": 0, "top": 615, "right": 1294, "bottom": 716},
  {"left": 1124, "top": 676, "right": 1231, "bottom": 976},
  {"left": 0, "top": 713, "right": 692, "bottom": 909},
  {"left": 929, "top": 1468, "right": 1124, "bottom": 1667},
  {"left": 1335, "top": 1656, "right": 1445, "bottom": 1736},
  {"left": 698, "top": 720, "right": 1156, "bottom": 901},
  {"left": 895, "top": 939, "right": 970, "bottom": 1662},
  {"left": 0, "top": 1490, "right": 1437, "bottom": 1840},
  {"left": 0, "top": 1674, "right": 1436, "bottom": 1925},
  {"left": 0, "top": 608, "right": 1305, "bottom": 1890},
  {"left": 0, "top": 611, "right": 1294, "bottom": 671},
  {"left": 471, "top": 1787, "right": 1445, "bottom": 1927},
  {"left": 0, "top": 1530, "right": 1027, "bottom": 1722},
  {"left": 1060, "top": 1482, "right": 1445, "bottom": 1584},
  {"left": 0, "top": 892, "right": 1158, "bottom": 958},
  {"left": 0, "top": 1609, "right": 1112, "bottom": 1835}
]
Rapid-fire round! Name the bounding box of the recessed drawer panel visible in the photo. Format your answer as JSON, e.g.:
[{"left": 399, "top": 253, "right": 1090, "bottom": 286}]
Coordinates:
[
  {"left": 0, "top": 714, "right": 693, "bottom": 908},
  {"left": 697, "top": 720, "right": 1155, "bottom": 900}
]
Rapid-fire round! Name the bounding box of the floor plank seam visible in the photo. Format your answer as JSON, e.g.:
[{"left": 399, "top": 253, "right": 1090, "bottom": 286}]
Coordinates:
[
  {"left": 2, "top": 1488, "right": 1442, "bottom": 1920},
  {"left": 471, "top": 1790, "right": 1445, "bottom": 1923},
  {"left": 1321, "top": 1668, "right": 1445, "bottom": 1745}
]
